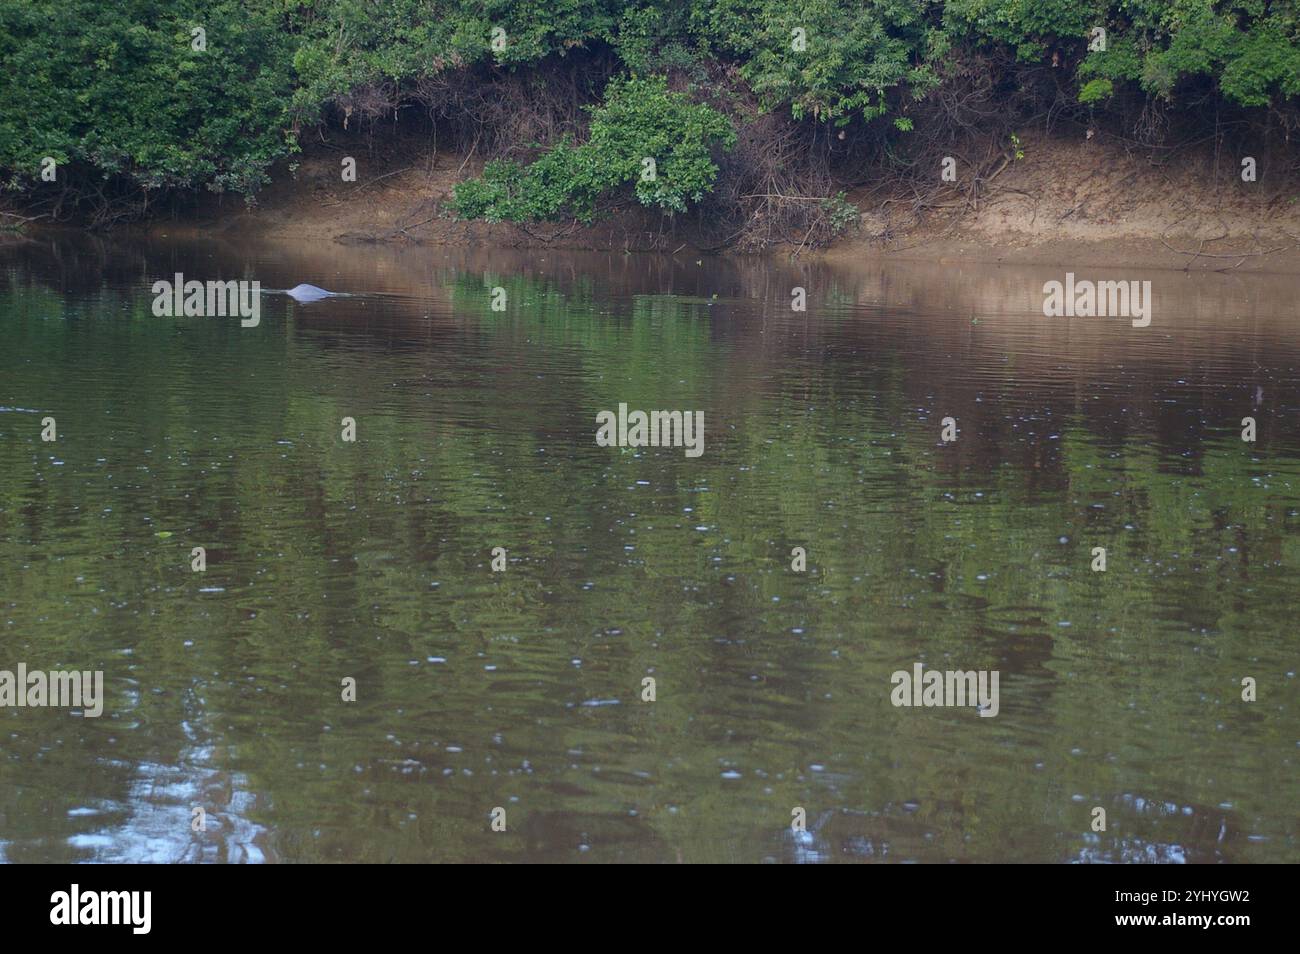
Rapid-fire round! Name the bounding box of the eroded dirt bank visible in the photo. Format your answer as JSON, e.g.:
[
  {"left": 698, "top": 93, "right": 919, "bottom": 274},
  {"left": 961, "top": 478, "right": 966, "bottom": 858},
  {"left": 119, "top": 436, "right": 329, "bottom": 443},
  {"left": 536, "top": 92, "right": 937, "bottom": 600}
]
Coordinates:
[{"left": 164, "top": 129, "right": 1300, "bottom": 273}]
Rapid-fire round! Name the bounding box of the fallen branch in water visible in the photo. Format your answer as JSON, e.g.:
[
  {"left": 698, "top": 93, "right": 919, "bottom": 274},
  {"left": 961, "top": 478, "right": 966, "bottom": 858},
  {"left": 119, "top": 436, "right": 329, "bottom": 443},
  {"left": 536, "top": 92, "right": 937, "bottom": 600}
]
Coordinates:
[{"left": 1158, "top": 238, "right": 1291, "bottom": 262}]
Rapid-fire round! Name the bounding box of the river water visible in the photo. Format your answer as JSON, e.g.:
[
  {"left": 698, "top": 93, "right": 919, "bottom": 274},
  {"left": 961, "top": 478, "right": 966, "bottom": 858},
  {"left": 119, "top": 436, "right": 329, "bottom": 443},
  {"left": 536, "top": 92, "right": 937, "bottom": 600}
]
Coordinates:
[{"left": 0, "top": 232, "right": 1296, "bottom": 862}]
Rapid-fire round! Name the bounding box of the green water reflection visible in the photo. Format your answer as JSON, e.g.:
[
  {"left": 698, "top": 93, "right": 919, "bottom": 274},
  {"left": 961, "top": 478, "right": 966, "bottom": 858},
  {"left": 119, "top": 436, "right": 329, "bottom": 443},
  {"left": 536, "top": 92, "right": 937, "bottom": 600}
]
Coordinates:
[{"left": 0, "top": 234, "right": 1296, "bottom": 862}]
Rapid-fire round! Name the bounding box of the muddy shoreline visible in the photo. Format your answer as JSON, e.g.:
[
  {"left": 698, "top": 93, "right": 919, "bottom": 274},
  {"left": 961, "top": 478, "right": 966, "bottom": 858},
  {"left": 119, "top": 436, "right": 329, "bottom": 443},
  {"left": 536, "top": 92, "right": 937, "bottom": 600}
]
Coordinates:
[{"left": 38, "top": 128, "right": 1300, "bottom": 274}]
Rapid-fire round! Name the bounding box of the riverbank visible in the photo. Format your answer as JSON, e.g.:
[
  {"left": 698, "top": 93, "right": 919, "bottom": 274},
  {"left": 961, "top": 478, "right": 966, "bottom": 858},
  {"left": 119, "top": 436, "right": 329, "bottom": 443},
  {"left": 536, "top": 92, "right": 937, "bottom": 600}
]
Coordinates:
[{"left": 150, "top": 127, "right": 1300, "bottom": 274}]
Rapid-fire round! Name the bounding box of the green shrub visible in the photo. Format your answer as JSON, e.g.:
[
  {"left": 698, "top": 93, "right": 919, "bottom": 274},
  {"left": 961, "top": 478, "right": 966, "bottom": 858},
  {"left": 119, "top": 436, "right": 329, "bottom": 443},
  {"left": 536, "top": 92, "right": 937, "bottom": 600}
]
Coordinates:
[
  {"left": 3, "top": 1, "right": 1299, "bottom": 213},
  {"left": 1077, "top": 77, "right": 1114, "bottom": 103},
  {"left": 696, "top": 0, "right": 941, "bottom": 122},
  {"left": 0, "top": 0, "right": 297, "bottom": 197},
  {"left": 452, "top": 76, "right": 735, "bottom": 222}
]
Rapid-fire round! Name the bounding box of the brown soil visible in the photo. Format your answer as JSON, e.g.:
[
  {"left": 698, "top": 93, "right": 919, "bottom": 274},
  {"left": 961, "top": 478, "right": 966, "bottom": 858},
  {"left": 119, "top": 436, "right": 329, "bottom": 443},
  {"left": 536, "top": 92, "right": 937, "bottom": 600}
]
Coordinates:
[
  {"left": 178, "top": 132, "right": 675, "bottom": 253},
  {"left": 166, "top": 128, "right": 1300, "bottom": 273}
]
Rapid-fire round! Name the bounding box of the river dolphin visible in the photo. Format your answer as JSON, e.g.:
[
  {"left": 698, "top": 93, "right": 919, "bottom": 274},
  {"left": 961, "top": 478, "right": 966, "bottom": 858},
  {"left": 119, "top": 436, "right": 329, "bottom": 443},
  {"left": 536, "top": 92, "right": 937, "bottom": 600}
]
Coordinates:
[{"left": 283, "top": 283, "right": 339, "bottom": 302}]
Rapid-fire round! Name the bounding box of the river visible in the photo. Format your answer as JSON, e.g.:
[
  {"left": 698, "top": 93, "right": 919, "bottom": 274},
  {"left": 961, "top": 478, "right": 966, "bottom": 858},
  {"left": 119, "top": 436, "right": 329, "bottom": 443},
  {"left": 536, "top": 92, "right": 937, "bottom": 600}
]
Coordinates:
[{"left": 0, "top": 232, "right": 1296, "bottom": 862}]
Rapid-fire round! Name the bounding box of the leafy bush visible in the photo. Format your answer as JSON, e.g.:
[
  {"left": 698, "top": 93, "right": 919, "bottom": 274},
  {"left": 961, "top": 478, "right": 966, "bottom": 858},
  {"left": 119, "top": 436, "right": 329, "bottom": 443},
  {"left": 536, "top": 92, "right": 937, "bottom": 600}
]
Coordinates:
[
  {"left": 1110, "top": 2, "right": 1300, "bottom": 107},
  {"left": 286, "top": 0, "right": 625, "bottom": 123},
  {"left": 2, "top": 0, "right": 1299, "bottom": 218},
  {"left": 452, "top": 76, "right": 735, "bottom": 222},
  {"left": 1077, "top": 78, "right": 1114, "bottom": 103},
  {"left": 696, "top": 0, "right": 941, "bottom": 122},
  {"left": 0, "top": 0, "right": 297, "bottom": 197}
]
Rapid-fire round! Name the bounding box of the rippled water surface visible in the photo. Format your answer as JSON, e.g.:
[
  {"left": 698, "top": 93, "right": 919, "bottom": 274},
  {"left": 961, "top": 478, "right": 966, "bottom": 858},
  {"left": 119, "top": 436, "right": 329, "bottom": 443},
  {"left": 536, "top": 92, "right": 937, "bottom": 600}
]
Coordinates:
[{"left": 1, "top": 233, "right": 1297, "bottom": 862}]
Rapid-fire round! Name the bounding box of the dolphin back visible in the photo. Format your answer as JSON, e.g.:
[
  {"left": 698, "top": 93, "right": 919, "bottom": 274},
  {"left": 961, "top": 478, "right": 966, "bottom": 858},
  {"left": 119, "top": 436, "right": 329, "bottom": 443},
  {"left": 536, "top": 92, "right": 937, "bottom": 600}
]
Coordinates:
[{"left": 286, "top": 283, "right": 334, "bottom": 302}]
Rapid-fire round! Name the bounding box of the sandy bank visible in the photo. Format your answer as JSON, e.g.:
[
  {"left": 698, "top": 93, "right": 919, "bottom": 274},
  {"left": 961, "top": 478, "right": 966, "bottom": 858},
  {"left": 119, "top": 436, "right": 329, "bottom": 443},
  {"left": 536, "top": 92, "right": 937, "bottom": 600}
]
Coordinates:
[{"left": 165, "top": 129, "right": 1300, "bottom": 274}]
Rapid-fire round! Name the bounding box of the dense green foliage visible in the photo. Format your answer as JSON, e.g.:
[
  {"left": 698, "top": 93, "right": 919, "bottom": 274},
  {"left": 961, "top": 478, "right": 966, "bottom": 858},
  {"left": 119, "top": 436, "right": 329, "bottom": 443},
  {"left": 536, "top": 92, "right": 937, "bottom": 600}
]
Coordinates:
[
  {"left": 451, "top": 77, "right": 735, "bottom": 221},
  {"left": 2, "top": 1, "right": 1297, "bottom": 216},
  {"left": 1078, "top": 0, "right": 1300, "bottom": 106},
  {"left": 697, "top": 0, "right": 944, "bottom": 122},
  {"left": 0, "top": 0, "right": 297, "bottom": 196}
]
